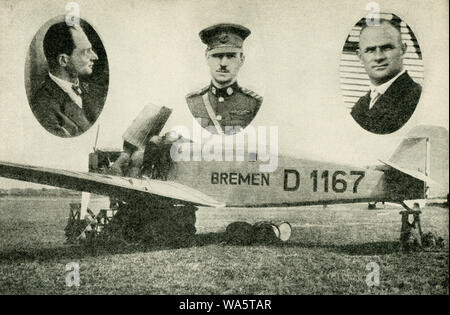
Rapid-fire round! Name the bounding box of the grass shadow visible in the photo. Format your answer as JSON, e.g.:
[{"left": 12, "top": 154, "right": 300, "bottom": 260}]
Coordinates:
[
  {"left": 0, "top": 232, "right": 228, "bottom": 264},
  {"left": 277, "top": 240, "right": 402, "bottom": 255},
  {"left": 0, "top": 231, "right": 408, "bottom": 264},
  {"left": 327, "top": 241, "right": 401, "bottom": 255}
]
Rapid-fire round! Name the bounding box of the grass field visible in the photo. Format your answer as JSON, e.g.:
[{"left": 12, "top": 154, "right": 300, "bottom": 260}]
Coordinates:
[{"left": 0, "top": 196, "right": 448, "bottom": 295}]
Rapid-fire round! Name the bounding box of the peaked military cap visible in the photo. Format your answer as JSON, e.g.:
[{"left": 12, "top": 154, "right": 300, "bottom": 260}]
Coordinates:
[{"left": 199, "top": 23, "right": 251, "bottom": 55}]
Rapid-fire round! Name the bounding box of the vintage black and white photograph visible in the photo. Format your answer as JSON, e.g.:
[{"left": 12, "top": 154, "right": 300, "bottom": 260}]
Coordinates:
[
  {"left": 0, "top": 0, "right": 448, "bottom": 300},
  {"left": 25, "top": 16, "right": 108, "bottom": 137}
]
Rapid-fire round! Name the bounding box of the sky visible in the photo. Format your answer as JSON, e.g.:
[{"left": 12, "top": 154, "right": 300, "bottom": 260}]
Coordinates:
[{"left": 0, "top": 0, "right": 448, "bottom": 189}]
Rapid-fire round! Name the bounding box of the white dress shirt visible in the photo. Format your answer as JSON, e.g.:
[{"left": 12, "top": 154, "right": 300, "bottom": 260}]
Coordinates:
[
  {"left": 368, "top": 69, "right": 406, "bottom": 109},
  {"left": 49, "top": 72, "right": 83, "bottom": 108}
]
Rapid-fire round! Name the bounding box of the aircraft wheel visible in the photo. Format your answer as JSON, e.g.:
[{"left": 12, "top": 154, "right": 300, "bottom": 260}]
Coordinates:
[
  {"left": 253, "top": 221, "right": 280, "bottom": 244},
  {"left": 225, "top": 221, "right": 254, "bottom": 245},
  {"left": 277, "top": 222, "right": 292, "bottom": 242}
]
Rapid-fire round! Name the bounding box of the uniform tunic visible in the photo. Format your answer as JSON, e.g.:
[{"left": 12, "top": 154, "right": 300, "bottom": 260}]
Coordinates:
[{"left": 186, "top": 82, "right": 263, "bottom": 134}]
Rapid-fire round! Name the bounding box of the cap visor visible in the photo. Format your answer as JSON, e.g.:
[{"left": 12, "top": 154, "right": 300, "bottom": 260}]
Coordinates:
[{"left": 207, "top": 46, "right": 242, "bottom": 56}]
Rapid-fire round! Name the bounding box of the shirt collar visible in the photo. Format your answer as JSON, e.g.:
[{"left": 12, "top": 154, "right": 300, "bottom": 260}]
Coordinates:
[
  {"left": 48, "top": 72, "right": 82, "bottom": 108},
  {"left": 369, "top": 69, "right": 406, "bottom": 95},
  {"left": 49, "top": 72, "right": 80, "bottom": 92}
]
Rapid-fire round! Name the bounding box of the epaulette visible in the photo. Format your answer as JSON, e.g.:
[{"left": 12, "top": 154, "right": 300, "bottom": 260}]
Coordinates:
[
  {"left": 185, "top": 85, "right": 209, "bottom": 99},
  {"left": 239, "top": 86, "right": 263, "bottom": 103}
]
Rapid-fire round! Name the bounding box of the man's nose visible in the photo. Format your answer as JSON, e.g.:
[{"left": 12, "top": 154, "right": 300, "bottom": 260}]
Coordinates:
[
  {"left": 219, "top": 56, "right": 229, "bottom": 66},
  {"left": 374, "top": 47, "right": 385, "bottom": 61},
  {"left": 90, "top": 50, "right": 98, "bottom": 61}
]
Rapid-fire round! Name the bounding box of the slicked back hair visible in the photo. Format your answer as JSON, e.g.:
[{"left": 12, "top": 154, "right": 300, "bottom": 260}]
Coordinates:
[{"left": 43, "top": 22, "right": 78, "bottom": 71}]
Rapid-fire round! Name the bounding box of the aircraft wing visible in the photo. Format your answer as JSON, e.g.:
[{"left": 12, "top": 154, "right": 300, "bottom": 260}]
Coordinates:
[
  {"left": 378, "top": 159, "right": 441, "bottom": 187},
  {"left": 0, "top": 161, "right": 224, "bottom": 207}
]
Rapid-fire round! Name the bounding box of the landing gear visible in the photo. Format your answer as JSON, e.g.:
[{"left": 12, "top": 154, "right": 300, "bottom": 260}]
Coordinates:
[
  {"left": 64, "top": 203, "right": 86, "bottom": 244},
  {"left": 103, "top": 199, "right": 197, "bottom": 244},
  {"left": 399, "top": 202, "right": 423, "bottom": 252},
  {"left": 398, "top": 201, "right": 445, "bottom": 252},
  {"left": 64, "top": 202, "right": 118, "bottom": 244},
  {"left": 368, "top": 201, "right": 385, "bottom": 210},
  {"left": 64, "top": 198, "right": 197, "bottom": 245}
]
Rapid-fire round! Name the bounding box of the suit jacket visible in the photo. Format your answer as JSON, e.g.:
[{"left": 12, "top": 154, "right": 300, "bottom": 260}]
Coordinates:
[
  {"left": 30, "top": 75, "right": 106, "bottom": 137},
  {"left": 350, "top": 72, "right": 422, "bottom": 134},
  {"left": 186, "top": 83, "right": 263, "bottom": 135}
]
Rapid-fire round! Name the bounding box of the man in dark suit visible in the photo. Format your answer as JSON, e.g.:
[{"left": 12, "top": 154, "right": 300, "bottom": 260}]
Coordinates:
[
  {"left": 186, "top": 23, "right": 263, "bottom": 135},
  {"left": 351, "top": 19, "right": 422, "bottom": 134},
  {"left": 31, "top": 22, "right": 105, "bottom": 137}
]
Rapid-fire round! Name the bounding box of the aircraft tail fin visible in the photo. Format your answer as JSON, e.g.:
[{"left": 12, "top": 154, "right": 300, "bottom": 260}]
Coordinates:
[{"left": 388, "top": 125, "right": 449, "bottom": 198}]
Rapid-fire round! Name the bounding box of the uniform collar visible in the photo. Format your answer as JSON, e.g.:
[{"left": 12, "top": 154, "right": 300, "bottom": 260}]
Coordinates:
[{"left": 210, "top": 81, "right": 239, "bottom": 98}]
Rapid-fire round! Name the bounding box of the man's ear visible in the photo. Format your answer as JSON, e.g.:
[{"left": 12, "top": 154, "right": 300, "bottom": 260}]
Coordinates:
[
  {"left": 401, "top": 42, "right": 407, "bottom": 55},
  {"left": 356, "top": 49, "right": 362, "bottom": 62},
  {"left": 240, "top": 53, "right": 245, "bottom": 65},
  {"left": 57, "top": 54, "right": 70, "bottom": 67}
]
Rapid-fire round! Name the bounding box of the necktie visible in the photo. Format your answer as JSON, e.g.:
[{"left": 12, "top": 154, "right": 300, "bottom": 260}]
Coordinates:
[
  {"left": 369, "top": 89, "right": 381, "bottom": 109},
  {"left": 72, "top": 84, "right": 82, "bottom": 96}
]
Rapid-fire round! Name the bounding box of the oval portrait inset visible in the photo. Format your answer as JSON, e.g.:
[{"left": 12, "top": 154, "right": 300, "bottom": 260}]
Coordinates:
[
  {"left": 340, "top": 13, "right": 423, "bottom": 135},
  {"left": 25, "top": 16, "right": 109, "bottom": 138}
]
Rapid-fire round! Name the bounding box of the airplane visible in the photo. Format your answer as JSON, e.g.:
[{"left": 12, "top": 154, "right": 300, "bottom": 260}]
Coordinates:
[{"left": 0, "top": 104, "right": 448, "bottom": 247}]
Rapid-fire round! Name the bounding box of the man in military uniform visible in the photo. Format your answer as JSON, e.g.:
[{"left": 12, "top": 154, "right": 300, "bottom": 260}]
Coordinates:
[{"left": 186, "top": 23, "right": 263, "bottom": 135}]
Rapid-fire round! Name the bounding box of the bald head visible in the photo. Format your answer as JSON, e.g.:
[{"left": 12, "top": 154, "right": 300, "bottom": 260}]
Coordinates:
[
  {"left": 357, "top": 20, "right": 407, "bottom": 85},
  {"left": 360, "top": 20, "right": 403, "bottom": 48}
]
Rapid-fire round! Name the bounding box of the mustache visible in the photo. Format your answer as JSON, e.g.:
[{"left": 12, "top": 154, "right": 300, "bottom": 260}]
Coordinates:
[{"left": 216, "top": 69, "right": 229, "bottom": 73}]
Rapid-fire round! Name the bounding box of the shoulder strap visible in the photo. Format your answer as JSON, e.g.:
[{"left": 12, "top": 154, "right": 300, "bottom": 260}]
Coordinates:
[
  {"left": 239, "top": 86, "right": 263, "bottom": 104},
  {"left": 186, "top": 85, "right": 209, "bottom": 99},
  {"left": 202, "top": 93, "right": 223, "bottom": 134}
]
